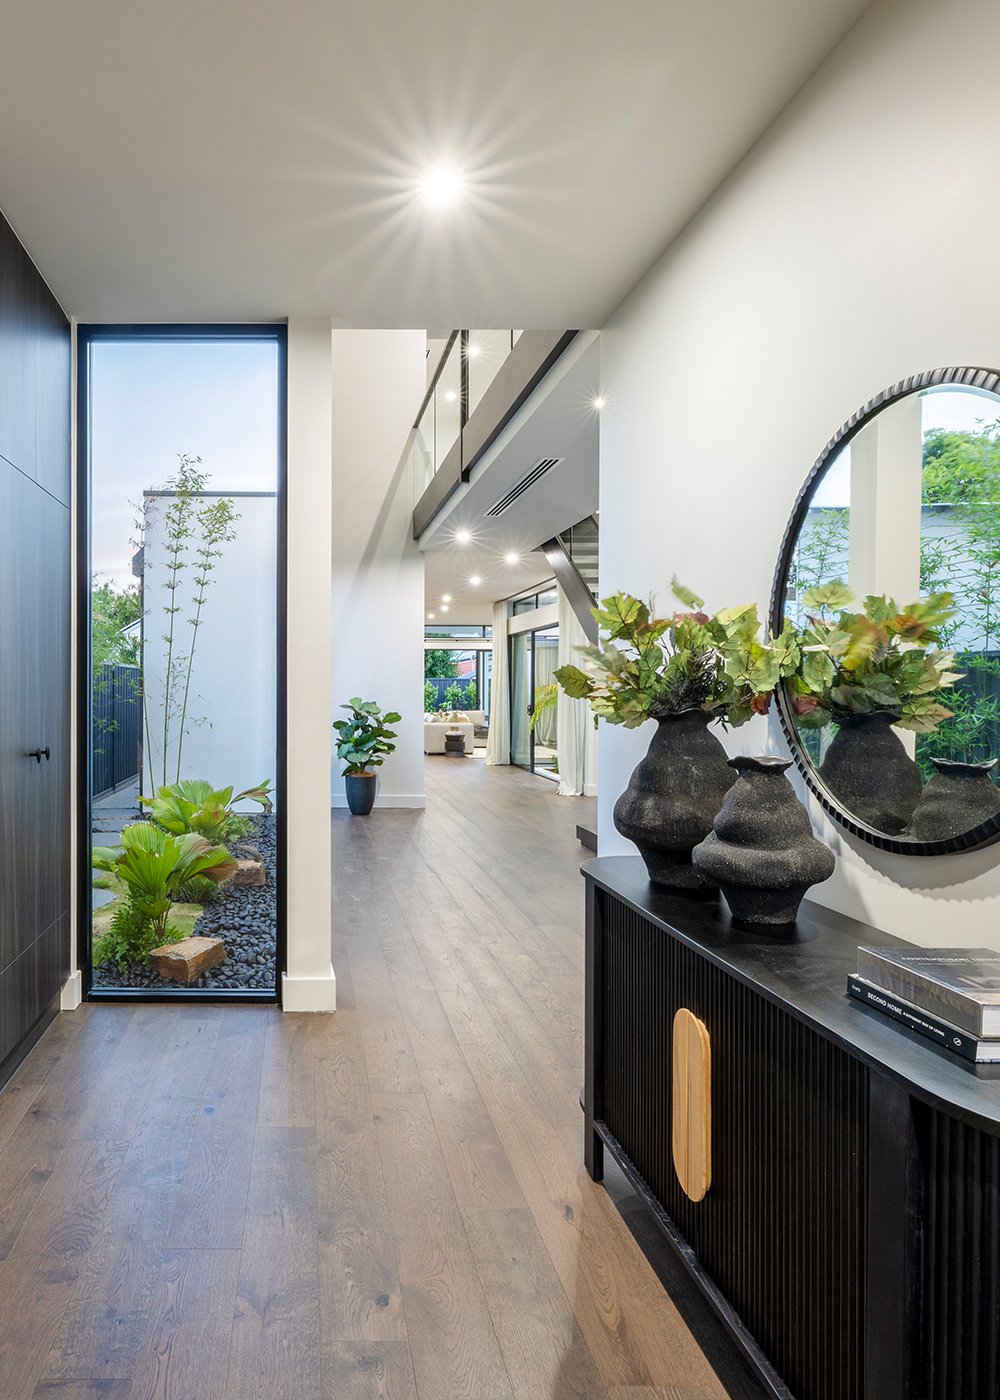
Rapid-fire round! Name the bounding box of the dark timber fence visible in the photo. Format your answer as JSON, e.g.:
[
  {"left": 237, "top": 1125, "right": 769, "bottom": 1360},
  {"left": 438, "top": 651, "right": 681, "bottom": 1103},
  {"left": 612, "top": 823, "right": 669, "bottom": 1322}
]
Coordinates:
[{"left": 92, "top": 663, "right": 141, "bottom": 800}]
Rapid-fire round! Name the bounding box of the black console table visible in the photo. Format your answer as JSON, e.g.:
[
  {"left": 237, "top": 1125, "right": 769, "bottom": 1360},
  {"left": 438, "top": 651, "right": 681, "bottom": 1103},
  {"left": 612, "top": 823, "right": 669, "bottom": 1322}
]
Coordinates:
[{"left": 583, "top": 856, "right": 1000, "bottom": 1400}]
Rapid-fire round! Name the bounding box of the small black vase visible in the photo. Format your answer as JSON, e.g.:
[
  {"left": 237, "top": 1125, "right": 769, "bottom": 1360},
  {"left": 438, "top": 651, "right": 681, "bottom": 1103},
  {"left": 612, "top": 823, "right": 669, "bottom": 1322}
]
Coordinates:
[
  {"left": 907, "top": 758, "right": 1000, "bottom": 841},
  {"left": 613, "top": 709, "right": 735, "bottom": 893},
  {"left": 818, "top": 711, "right": 922, "bottom": 834},
  {"left": 345, "top": 773, "right": 377, "bottom": 816},
  {"left": 692, "top": 755, "right": 835, "bottom": 925}
]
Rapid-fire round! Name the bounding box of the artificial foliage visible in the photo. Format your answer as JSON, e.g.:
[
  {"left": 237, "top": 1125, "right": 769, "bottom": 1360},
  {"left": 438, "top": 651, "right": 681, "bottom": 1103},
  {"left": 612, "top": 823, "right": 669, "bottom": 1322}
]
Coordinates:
[
  {"left": 555, "top": 581, "right": 799, "bottom": 728},
  {"left": 334, "top": 698, "right": 401, "bottom": 775},
  {"left": 787, "top": 582, "right": 962, "bottom": 732}
]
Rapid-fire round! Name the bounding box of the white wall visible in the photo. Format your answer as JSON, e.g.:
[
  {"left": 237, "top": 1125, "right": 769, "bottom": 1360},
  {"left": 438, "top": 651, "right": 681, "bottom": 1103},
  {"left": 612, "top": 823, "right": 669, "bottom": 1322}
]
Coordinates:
[
  {"left": 331, "top": 330, "right": 427, "bottom": 808},
  {"left": 141, "top": 493, "right": 277, "bottom": 800},
  {"left": 598, "top": 0, "right": 1000, "bottom": 946}
]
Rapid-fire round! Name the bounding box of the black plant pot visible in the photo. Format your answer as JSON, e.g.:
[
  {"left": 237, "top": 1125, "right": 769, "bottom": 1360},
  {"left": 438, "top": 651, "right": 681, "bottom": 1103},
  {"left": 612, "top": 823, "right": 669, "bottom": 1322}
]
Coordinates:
[
  {"left": 818, "top": 710, "right": 922, "bottom": 834},
  {"left": 907, "top": 758, "right": 1000, "bottom": 841},
  {"left": 345, "top": 772, "right": 377, "bottom": 816},
  {"left": 692, "top": 755, "right": 835, "bottom": 925},
  {"left": 613, "top": 708, "right": 735, "bottom": 893}
]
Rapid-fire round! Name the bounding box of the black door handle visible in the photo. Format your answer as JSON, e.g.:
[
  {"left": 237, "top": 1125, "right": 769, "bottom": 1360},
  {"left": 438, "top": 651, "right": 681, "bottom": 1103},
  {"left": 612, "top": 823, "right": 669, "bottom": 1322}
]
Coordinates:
[{"left": 27, "top": 747, "right": 50, "bottom": 764}]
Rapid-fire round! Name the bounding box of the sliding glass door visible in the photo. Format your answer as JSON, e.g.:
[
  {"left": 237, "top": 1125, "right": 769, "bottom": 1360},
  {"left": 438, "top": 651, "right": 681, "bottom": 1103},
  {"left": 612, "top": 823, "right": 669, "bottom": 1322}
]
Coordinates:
[
  {"left": 80, "top": 326, "right": 285, "bottom": 999},
  {"left": 509, "top": 624, "right": 559, "bottom": 778}
]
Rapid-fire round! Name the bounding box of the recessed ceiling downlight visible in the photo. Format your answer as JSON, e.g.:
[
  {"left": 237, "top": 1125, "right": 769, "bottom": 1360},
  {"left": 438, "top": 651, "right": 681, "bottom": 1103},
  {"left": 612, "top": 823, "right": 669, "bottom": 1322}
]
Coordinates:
[{"left": 419, "top": 165, "right": 465, "bottom": 208}]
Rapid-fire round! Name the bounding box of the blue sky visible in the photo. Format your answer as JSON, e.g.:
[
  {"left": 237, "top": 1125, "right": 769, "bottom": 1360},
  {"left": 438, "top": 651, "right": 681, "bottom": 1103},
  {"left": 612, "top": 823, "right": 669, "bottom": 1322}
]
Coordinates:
[{"left": 91, "top": 338, "right": 280, "bottom": 588}]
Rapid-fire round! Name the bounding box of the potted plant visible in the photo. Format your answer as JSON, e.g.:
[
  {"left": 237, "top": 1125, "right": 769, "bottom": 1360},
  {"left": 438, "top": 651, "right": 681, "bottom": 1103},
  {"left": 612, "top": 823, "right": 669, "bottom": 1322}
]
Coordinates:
[
  {"left": 786, "top": 582, "right": 961, "bottom": 832},
  {"left": 555, "top": 582, "right": 799, "bottom": 890},
  {"left": 333, "top": 698, "right": 401, "bottom": 815}
]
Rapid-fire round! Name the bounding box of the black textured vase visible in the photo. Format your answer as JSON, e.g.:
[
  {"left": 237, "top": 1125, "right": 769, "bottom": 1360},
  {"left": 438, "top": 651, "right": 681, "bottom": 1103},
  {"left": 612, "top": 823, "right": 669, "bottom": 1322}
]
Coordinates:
[
  {"left": 818, "top": 710, "right": 922, "bottom": 834},
  {"left": 692, "top": 756, "right": 835, "bottom": 925},
  {"left": 907, "top": 758, "right": 1000, "bottom": 841},
  {"left": 345, "top": 773, "right": 377, "bottom": 816},
  {"left": 613, "top": 709, "right": 735, "bottom": 893}
]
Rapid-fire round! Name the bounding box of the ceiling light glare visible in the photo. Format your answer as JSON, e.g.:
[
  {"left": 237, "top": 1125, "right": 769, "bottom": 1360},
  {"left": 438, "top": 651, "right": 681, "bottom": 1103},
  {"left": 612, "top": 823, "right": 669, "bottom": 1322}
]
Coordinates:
[
  {"left": 444, "top": 389, "right": 457, "bottom": 402},
  {"left": 427, "top": 612, "right": 435, "bottom": 620},
  {"left": 442, "top": 593, "right": 452, "bottom": 603},
  {"left": 419, "top": 164, "right": 465, "bottom": 209},
  {"left": 469, "top": 575, "right": 481, "bottom": 586},
  {"left": 455, "top": 528, "right": 472, "bottom": 545},
  {"left": 466, "top": 342, "right": 481, "bottom": 359},
  {"left": 505, "top": 551, "right": 519, "bottom": 565},
  {"left": 441, "top": 603, "right": 449, "bottom": 612},
  {"left": 593, "top": 396, "right": 606, "bottom": 410}
]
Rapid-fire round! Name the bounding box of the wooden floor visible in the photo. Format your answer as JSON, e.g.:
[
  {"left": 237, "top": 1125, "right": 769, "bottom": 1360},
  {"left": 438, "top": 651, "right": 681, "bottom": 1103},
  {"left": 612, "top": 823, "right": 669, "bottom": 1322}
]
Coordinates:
[{"left": 0, "top": 757, "right": 761, "bottom": 1399}]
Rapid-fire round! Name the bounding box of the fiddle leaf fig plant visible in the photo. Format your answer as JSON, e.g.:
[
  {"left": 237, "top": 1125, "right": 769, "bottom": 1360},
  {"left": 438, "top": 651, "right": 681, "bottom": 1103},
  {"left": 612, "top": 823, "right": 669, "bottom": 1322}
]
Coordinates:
[
  {"left": 555, "top": 581, "right": 800, "bottom": 728},
  {"left": 334, "top": 698, "right": 401, "bottom": 775},
  {"left": 787, "top": 582, "right": 963, "bottom": 732}
]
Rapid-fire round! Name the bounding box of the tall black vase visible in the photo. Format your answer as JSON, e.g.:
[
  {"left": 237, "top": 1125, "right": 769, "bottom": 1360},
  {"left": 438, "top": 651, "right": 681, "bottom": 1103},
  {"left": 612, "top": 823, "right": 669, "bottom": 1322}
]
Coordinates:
[
  {"left": 692, "top": 755, "right": 835, "bottom": 925},
  {"left": 613, "top": 709, "right": 735, "bottom": 892},
  {"left": 818, "top": 710, "right": 922, "bottom": 834},
  {"left": 907, "top": 758, "right": 1000, "bottom": 841}
]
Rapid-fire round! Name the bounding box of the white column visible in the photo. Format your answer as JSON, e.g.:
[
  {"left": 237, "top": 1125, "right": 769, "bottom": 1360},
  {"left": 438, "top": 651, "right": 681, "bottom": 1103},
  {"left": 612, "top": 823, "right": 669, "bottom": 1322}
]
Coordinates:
[
  {"left": 848, "top": 394, "right": 923, "bottom": 755},
  {"left": 849, "top": 395, "right": 923, "bottom": 600},
  {"left": 283, "top": 318, "right": 336, "bottom": 1012}
]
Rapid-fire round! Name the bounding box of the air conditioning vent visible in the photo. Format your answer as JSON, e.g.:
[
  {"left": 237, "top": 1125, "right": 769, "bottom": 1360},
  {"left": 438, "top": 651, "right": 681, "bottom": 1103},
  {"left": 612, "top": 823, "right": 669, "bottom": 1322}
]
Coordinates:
[{"left": 485, "top": 457, "right": 563, "bottom": 516}]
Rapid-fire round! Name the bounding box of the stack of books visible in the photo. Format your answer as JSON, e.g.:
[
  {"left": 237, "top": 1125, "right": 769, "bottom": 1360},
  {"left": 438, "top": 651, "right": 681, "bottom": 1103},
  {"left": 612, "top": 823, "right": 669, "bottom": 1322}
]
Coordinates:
[{"left": 848, "top": 946, "right": 1000, "bottom": 1063}]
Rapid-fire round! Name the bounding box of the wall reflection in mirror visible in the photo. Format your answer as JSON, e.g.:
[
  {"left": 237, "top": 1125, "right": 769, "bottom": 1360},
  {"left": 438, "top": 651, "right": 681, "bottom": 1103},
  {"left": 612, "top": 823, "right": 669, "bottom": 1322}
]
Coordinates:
[{"left": 779, "top": 379, "right": 1000, "bottom": 845}]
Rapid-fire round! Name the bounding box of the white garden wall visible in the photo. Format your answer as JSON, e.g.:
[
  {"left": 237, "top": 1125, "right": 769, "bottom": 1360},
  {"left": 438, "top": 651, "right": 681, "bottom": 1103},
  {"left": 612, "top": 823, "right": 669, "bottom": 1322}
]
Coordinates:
[{"left": 141, "top": 492, "right": 278, "bottom": 804}]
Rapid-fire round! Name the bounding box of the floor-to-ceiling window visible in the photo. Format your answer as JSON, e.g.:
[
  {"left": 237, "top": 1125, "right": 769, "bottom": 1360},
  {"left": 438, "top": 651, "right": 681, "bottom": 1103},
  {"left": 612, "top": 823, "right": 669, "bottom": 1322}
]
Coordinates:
[{"left": 80, "top": 326, "right": 285, "bottom": 999}]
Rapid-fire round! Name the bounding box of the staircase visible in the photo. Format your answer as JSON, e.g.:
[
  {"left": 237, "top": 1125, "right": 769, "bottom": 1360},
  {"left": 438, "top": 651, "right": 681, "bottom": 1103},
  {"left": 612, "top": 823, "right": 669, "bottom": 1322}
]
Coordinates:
[
  {"left": 541, "top": 515, "right": 599, "bottom": 642},
  {"left": 555, "top": 516, "right": 598, "bottom": 598}
]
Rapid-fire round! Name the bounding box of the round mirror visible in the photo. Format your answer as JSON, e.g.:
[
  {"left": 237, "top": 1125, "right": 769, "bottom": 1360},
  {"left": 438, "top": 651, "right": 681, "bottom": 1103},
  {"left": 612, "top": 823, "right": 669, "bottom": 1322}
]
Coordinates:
[{"left": 771, "top": 368, "right": 1000, "bottom": 854}]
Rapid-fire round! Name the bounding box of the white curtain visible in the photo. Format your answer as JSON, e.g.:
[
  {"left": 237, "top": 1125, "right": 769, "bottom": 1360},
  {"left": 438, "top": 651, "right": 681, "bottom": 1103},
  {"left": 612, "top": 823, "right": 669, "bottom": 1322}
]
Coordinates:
[
  {"left": 485, "top": 599, "right": 510, "bottom": 765},
  {"left": 557, "top": 584, "right": 587, "bottom": 795}
]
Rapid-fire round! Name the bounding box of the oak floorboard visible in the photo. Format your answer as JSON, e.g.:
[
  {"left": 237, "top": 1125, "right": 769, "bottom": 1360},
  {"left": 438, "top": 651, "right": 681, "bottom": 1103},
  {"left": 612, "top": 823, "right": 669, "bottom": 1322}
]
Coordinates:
[
  {"left": 461, "top": 1205, "right": 607, "bottom": 1400},
  {"left": 225, "top": 1125, "right": 321, "bottom": 1399},
  {"left": 321, "top": 1341, "right": 418, "bottom": 1400},
  {"left": 126, "top": 1248, "right": 240, "bottom": 1400},
  {"left": 0, "top": 1136, "right": 128, "bottom": 1400},
  {"left": 165, "top": 1008, "right": 266, "bottom": 1251}
]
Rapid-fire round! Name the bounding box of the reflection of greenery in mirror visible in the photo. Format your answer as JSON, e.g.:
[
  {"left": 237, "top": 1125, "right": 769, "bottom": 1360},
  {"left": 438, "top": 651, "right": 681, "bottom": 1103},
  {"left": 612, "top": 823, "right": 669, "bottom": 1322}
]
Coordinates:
[
  {"left": 918, "top": 416, "right": 1000, "bottom": 777},
  {"left": 788, "top": 392, "right": 1000, "bottom": 792}
]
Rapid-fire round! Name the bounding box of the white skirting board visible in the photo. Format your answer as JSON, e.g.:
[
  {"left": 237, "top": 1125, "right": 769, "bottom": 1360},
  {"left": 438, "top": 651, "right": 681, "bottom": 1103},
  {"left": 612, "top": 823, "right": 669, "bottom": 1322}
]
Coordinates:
[
  {"left": 60, "top": 970, "right": 83, "bottom": 1010},
  {"left": 331, "top": 794, "right": 427, "bottom": 809},
  {"left": 282, "top": 966, "right": 337, "bottom": 1013}
]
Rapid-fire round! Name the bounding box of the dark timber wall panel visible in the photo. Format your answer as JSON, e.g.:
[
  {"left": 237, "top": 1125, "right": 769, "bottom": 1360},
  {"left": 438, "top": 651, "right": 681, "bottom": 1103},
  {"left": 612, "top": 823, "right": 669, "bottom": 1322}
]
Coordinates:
[
  {"left": 0, "top": 208, "right": 70, "bottom": 1071},
  {"left": 599, "top": 893, "right": 869, "bottom": 1400}
]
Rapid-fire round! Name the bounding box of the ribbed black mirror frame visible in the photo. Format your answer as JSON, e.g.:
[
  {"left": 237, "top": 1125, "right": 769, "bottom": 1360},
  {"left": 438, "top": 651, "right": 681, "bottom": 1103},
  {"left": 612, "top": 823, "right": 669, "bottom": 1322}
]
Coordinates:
[{"left": 769, "top": 365, "right": 1000, "bottom": 856}]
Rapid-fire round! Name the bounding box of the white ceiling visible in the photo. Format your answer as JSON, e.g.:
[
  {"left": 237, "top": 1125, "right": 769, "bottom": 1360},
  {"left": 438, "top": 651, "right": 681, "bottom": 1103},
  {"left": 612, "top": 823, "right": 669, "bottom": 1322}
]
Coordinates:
[
  {"left": 421, "top": 332, "right": 600, "bottom": 620},
  {"left": 0, "top": 0, "right": 870, "bottom": 324}
]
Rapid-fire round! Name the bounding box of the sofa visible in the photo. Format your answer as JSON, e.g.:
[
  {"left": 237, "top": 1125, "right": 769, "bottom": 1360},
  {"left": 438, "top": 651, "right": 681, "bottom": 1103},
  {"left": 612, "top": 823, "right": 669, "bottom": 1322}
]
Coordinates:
[{"left": 423, "top": 714, "right": 475, "bottom": 754}]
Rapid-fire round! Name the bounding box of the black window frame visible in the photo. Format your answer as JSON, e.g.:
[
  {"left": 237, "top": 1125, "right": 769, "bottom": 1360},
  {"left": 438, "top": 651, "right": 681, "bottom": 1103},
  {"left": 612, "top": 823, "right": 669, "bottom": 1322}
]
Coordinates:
[{"left": 76, "top": 322, "right": 288, "bottom": 1003}]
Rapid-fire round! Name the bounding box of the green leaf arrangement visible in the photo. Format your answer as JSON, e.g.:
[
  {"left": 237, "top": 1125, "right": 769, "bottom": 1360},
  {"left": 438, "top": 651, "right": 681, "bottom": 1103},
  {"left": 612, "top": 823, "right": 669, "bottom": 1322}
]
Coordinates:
[
  {"left": 140, "top": 778, "right": 273, "bottom": 844},
  {"left": 787, "top": 582, "right": 963, "bottom": 733},
  {"left": 554, "top": 581, "right": 799, "bottom": 729},
  {"left": 333, "top": 698, "right": 402, "bottom": 776}
]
